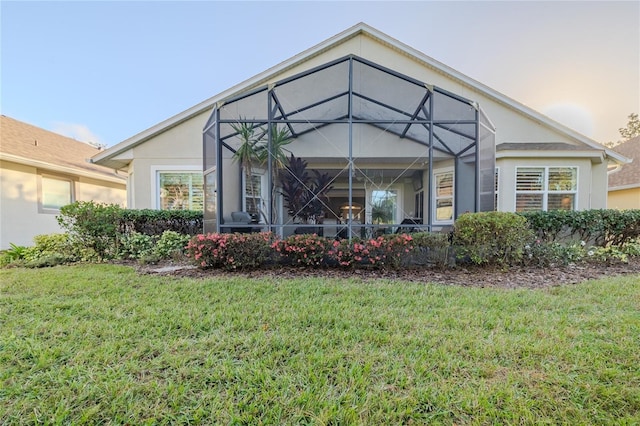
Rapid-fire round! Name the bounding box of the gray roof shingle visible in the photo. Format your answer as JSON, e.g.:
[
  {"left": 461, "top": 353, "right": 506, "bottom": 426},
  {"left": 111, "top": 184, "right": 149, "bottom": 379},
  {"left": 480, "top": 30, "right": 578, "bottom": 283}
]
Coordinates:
[
  {"left": 0, "top": 115, "right": 124, "bottom": 181},
  {"left": 609, "top": 136, "right": 640, "bottom": 188}
]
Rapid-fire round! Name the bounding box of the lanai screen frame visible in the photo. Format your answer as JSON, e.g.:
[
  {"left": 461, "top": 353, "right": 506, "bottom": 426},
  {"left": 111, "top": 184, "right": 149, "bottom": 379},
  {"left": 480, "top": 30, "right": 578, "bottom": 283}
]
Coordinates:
[{"left": 203, "top": 54, "right": 495, "bottom": 237}]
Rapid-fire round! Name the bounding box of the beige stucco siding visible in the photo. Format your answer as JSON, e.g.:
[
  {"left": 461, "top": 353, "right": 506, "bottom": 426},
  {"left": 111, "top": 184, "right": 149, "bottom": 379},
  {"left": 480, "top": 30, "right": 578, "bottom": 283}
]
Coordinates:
[
  {"left": 127, "top": 110, "right": 208, "bottom": 209},
  {"left": 608, "top": 187, "right": 640, "bottom": 210},
  {"left": 0, "top": 160, "right": 126, "bottom": 249},
  {"left": 291, "top": 124, "right": 433, "bottom": 160}
]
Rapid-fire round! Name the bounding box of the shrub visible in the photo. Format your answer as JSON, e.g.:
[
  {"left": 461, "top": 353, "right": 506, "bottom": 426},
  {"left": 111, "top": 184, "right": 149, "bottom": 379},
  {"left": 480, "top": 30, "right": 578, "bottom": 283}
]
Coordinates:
[
  {"left": 369, "top": 234, "right": 414, "bottom": 269},
  {"left": 23, "top": 233, "right": 78, "bottom": 263},
  {"left": 118, "top": 209, "right": 203, "bottom": 236},
  {"left": 520, "top": 209, "right": 640, "bottom": 247},
  {"left": 23, "top": 254, "right": 70, "bottom": 268},
  {"left": 453, "top": 212, "right": 533, "bottom": 266},
  {"left": 58, "top": 201, "right": 122, "bottom": 261},
  {"left": 154, "top": 231, "right": 190, "bottom": 259},
  {"left": 620, "top": 240, "right": 640, "bottom": 257},
  {"left": 327, "top": 234, "right": 414, "bottom": 270},
  {"left": 0, "top": 243, "right": 29, "bottom": 267},
  {"left": 118, "top": 232, "right": 155, "bottom": 260},
  {"left": 327, "top": 238, "right": 362, "bottom": 268},
  {"left": 186, "top": 232, "right": 274, "bottom": 270},
  {"left": 272, "top": 234, "right": 331, "bottom": 267},
  {"left": 522, "top": 240, "right": 586, "bottom": 267},
  {"left": 409, "top": 232, "right": 452, "bottom": 267},
  {"left": 586, "top": 245, "right": 629, "bottom": 264}
]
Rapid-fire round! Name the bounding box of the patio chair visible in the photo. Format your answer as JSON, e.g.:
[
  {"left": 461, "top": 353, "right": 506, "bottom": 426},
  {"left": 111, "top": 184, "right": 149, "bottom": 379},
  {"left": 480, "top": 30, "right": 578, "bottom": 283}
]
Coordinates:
[{"left": 222, "top": 211, "right": 260, "bottom": 233}]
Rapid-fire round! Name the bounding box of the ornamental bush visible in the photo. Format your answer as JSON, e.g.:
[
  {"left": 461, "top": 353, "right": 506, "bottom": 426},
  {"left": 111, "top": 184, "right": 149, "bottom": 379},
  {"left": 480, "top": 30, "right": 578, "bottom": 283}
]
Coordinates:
[
  {"left": 326, "top": 234, "right": 414, "bottom": 270},
  {"left": 186, "top": 232, "right": 274, "bottom": 270},
  {"left": 520, "top": 209, "right": 640, "bottom": 247},
  {"left": 453, "top": 212, "right": 533, "bottom": 266},
  {"left": 118, "top": 209, "right": 203, "bottom": 236},
  {"left": 521, "top": 240, "right": 585, "bottom": 267},
  {"left": 117, "top": 232, "right": 155, "bottom": 260},
  {"left": 24, "top": 233, "right": 78, "bottom": 264},
  {"left": 272, "top": 234, "right": 331, "bottom": 267},
  {"left": 58, "top": 201, "right": 121, "bottom": 261},
  {"left": 410, "top": 232, "right": 452, "bottom": 267},
  {"left": 154, "top": 231, "right": 191, "bottom": 259}
]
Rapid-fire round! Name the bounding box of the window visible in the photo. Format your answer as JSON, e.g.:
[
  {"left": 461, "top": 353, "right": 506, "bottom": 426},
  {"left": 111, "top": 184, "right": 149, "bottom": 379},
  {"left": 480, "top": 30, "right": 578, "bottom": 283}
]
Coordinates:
[
  {"left": 40, "top": 174, "right": 74, "bottom": 213},
  {"left": 433, "top": 169, "right": 454, "bottom": 223},
  {"left": 516, "top": 167, "right": 577, "bottom": 212},
  {"left": 371, "top": 189, "right": 399, "bottom": 224},
  {"left": 158, "top": 172, "right": 204, "bottom": 210},
  {"left": 414, "top": 190, "right": 424, "bottom": 220},
  {"left": 244, "top": 173, "right": 264, "bottom": 219}
]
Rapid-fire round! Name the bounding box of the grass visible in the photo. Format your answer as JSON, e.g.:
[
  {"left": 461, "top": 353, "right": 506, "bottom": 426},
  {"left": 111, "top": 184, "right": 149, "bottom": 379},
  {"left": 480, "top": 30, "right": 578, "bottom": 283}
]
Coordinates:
[{"left": 1, "top": 265, "right": 639, "bottom": 424}]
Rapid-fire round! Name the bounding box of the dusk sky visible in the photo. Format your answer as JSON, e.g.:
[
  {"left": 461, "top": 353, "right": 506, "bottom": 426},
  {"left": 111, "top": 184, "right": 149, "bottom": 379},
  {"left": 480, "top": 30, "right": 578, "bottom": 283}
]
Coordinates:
[{"left": 2, "top": 1, "right": 638, "bottom": 147}]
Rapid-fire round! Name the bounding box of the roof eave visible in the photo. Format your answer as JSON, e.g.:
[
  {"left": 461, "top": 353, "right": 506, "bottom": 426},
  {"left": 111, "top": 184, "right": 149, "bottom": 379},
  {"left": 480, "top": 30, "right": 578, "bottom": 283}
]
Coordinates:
[
  {"left": 496, "top": 149, "right": 606, "bottom": 163},
  {"left": 0, "top": 153, "right": 127, "bottom": 184},
  {"left": 608, "top": 183, "right": 640, "bottom": 191}
]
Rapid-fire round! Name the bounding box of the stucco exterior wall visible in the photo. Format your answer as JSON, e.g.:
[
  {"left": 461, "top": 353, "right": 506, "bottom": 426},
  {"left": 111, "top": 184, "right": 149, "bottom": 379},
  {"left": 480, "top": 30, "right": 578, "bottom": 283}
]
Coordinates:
[
  {"left": 127, "top": 110, "right": 208, "bottom": 209},
  {"left": 0, "top": 160, "right": 126, "bottom": 249},
  {"left": 608, "top": 187, "right": 640, "bottom": 210},
  {"left": 113, "top": 31, "right": 611, "bottom": 217}
]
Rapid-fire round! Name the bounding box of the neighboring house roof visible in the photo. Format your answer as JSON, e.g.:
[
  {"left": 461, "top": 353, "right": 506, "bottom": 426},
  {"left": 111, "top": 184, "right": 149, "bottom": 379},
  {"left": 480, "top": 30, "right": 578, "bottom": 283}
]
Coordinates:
[
  {"left": 608, "top": 136, "right": 640, "bottom": 190},
  {"left": 91, "top": 22, "right": 630, "bottom": 170},
  {"left": 0, "top": 115, "right": 125, "bottom": 183}
]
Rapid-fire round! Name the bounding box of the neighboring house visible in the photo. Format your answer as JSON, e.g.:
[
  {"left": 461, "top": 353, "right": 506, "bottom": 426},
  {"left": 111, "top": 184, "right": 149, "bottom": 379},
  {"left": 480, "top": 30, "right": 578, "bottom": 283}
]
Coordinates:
[
  {"left": 91, "top": 23, "right": 629, "bottom": 237},
  {"left": 0, "top": 115, "right": 126, "bottom": 248},
  {"left": 608, "top": 136, "right": 640, "bottom": 209}
]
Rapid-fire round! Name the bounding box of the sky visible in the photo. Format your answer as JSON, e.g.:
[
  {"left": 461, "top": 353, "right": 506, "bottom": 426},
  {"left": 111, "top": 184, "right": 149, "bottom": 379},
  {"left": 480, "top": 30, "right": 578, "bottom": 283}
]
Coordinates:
[{"left": 1, "top": 1, "right": 639, "bottom": 147}]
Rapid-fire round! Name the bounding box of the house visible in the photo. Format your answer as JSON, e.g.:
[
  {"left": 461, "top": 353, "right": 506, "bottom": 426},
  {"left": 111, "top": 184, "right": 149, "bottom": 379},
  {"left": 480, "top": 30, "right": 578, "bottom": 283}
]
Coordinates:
[
  {"left": 0, "top": 115, "right": 126, "bottom": 249},
  {"left": 608, "top": 136, "right": 640, "bottom": 209},
  {"left": 91, "top": 23, "right": 629, "bottom": 237}
]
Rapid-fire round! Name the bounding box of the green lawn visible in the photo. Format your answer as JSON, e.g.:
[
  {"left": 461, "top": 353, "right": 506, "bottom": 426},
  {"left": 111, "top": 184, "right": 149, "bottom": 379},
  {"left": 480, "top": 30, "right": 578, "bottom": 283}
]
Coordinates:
[{"left": 1, "top": 265, "right": 639, "bottom": 424}]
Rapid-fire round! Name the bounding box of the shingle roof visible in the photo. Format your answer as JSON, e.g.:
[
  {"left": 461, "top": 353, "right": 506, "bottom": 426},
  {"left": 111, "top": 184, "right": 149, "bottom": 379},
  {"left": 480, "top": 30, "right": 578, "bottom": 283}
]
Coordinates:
[
  {"left": 609, "top": 136, "right": 640, "bottom": 189},
  {"left": 0, "top": 115, "right": 124, "bottom": 182}
]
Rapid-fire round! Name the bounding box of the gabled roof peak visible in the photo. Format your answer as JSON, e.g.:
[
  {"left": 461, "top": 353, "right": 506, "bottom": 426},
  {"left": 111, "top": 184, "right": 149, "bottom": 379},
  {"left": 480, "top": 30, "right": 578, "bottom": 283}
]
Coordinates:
[{"left": 91, "top": 22, "right": 630, "bottom": 168}]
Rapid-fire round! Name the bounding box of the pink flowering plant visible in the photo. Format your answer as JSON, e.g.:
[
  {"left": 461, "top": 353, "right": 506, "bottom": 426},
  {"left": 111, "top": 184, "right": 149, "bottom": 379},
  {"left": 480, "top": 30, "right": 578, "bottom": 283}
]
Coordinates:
[
  {"left": 272, "top": 233, "right": 331, "bottom": 267},
  {"left": 186, "top": 232, "right": 274, "bottom": 270},
  {"left": 328, "top": 238, "right": 366, "bottom": 268},
  {"left": 368, "top": 234, "right": 414, "bottom": 269},
  {"left": 328, "top": 234, "right": 414, "bottom": 270}
]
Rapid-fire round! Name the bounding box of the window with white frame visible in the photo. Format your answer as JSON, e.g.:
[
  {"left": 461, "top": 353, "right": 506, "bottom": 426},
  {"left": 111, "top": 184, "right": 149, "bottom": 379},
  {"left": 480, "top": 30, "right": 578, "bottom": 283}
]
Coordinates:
[
  {"left": 244, "top": 173, "right": 264, "bottom": 219},
  {"left": 158, "top": 172, "right": 204, "bottom": 211},
  {"left": 433, "top": 169, "right": 454, "bottom": 223},
  {"left": 515, "top": 167, "right": 577, "bottom": 212},
  {"left": 39, "top": 173, "right": 74, "bottom": 213}
]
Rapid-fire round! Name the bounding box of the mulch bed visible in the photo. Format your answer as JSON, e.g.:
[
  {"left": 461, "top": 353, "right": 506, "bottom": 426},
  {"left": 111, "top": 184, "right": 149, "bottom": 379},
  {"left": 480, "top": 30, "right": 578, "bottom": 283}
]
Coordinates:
[{"left": 136, "top": 257, "right": 640, "bottom": 289}]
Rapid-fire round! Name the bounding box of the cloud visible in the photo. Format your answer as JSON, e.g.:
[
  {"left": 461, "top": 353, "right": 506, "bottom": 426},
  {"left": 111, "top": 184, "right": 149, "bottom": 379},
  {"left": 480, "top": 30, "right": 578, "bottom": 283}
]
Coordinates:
[{"left": 51, "top": 122, "right": 104, "bottom": 147}]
